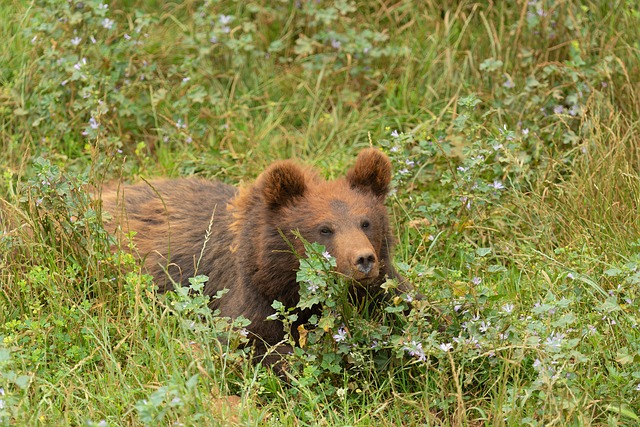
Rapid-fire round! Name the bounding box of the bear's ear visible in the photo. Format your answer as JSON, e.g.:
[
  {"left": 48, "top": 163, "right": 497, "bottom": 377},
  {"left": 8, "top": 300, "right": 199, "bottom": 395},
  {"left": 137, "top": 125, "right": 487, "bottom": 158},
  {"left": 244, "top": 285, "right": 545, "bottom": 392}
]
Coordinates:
[
  {"left": 346, "top": 148, "right": 392, "bottom": 198},
  {"left": 260, "top": 160, "right": 308, "bottom": 210}
]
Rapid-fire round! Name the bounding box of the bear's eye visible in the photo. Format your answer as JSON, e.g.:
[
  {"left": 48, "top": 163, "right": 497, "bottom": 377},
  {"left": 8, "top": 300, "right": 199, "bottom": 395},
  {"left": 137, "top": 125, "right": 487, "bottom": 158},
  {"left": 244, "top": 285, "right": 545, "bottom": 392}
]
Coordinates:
[
  {"left": 361, "top": 220, "right": 371, "bottom": 230},
  {"left": 319, "top": 226, "right": 333, "bottom": 236}
]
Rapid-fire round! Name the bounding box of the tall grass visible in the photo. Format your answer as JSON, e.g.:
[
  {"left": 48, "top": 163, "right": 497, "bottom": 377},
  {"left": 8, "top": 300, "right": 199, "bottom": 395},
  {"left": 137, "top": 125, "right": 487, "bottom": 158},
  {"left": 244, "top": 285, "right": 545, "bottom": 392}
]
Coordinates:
[{"left": 2, "top": 0, "right": 640, "bottom": 425}]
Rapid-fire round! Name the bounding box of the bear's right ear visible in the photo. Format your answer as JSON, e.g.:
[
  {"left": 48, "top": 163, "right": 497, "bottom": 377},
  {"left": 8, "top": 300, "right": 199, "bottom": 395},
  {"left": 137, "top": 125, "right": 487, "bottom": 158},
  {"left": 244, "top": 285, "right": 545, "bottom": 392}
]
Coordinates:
[{"left": 259, "top": 160, "right": 307, "bottom": 210}]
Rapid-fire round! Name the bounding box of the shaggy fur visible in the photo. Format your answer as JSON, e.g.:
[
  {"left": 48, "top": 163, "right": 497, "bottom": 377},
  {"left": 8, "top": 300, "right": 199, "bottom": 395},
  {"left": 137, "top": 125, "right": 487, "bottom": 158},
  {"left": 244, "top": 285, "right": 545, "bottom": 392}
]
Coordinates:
[{"left": 101, "top": 148, "right": 405, "bottom": 361}]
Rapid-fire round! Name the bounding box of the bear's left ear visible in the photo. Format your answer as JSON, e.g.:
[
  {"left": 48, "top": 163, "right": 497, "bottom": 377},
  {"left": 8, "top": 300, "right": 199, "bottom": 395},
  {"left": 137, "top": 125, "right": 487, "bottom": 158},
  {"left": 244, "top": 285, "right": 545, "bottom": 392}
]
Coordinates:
[
  {"left": 346, "top": 148, "right": 392, "bottom": 198},
  {"left": 260, "top": 160, "right": 308, "bottom": 210}
]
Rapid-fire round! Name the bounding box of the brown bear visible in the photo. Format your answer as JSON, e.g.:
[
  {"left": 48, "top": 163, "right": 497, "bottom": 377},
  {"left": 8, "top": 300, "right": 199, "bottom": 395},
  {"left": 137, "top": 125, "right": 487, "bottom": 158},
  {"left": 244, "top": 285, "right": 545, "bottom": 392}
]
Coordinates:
[{"left": 100, "top": 148, "right": 407, "bottom": 363}]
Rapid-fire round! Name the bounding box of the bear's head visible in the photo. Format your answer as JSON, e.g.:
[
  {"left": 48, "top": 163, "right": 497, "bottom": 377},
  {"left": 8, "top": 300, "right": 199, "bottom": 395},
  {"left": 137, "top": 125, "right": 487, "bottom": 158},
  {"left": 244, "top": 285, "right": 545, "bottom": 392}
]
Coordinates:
[{"left": 255, "top": 148, "right": 395, "bottom": 288}]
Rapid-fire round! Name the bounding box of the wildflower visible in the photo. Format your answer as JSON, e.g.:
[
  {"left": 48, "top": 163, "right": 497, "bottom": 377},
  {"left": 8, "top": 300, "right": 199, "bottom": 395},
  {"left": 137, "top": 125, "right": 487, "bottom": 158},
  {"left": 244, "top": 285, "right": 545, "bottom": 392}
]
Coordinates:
[
  {"left": 89, "top": 117, "right": 99, "bottom": 129},
  {"left": 492, "top": 143, "right": 503, "bottom": 151},
  {"left": 219, "top": 14, "right": 233, "bottom": 25},
  {"left": 102, "top": 18, "right": 115, "bottom": 30},
  {"left": 210, "top": 35, "right": 219, "bottom": 44},
  {"left": 553, "top": 105, "right": 564, "bottom": 114},
  {"left": 405, "top": 159, "right": 415, "bottom": 167},
  {"left": 182, "top": 76, "right": 190, "bottom": 83},
  {"left": 391, "top": 129, "right": 399, "bottom": 137},
  {"left": 307, "top": 282, "right": 318, "bottom": 293},
  {"left": 479, "top": 321, "right": 490, "bottom": 333},
  {"left": 322, "top": 250, "right": 332, "bottom": 260},
  {"left": 439, "top": 342, "right": 453, "bottom": 352},
  {"left": 336, "top": 387, "right": 347, "bottom": 398},
  {"left": 471, "top": 276, "right": 482, "bottom": 285},
  {"left": 503, "top": 78, "right": 515, "bottom": 89},
  {"left": 175, "top": 119, "right": 186, "bottom": 129},
  {"left": 403, "top": 340, "right": 426, "bottom": 361},
  {"left": 636, "top": 383, "right": 640, "bottom": 391},
  {"left": 502, "top": 303, "right": 514, "bottom": 313},
  {"left": 71, "top": 36, "right": 82, "bottom": 46},
  {"left": 399, "top": 168, "right": 409, "bottom": 175},
  {"left": 567, "top": 272, "right": 575, "bottom": 280},
  {"left": 457, "top": 166, "right": 467, "bottom": 172},
  {"left": 545, "top": 332, "right": 564, "bottom": 351},
  {"left": 124, "top": 33, "right": 131, "bottom": 40},
  {"left": 90, "top": 35, "right": 97, "bottom": 44},
  {"left": 331, "top": 39, "right": 342, "bottom": 49},
  {"left": 522, "top": 128, "right": 530, "bottom": 136},
  {"left": 99, "top": 3, "right": 109, "bottom": 9},
  {"left": 74, "top": 58, "right": 87, "bottom": 70},
  {"left": 491, "top": 180, "right": 505, "bottom": 190},
  {"left": 333, "top": 326, "right": 347, "bottom": 343}
]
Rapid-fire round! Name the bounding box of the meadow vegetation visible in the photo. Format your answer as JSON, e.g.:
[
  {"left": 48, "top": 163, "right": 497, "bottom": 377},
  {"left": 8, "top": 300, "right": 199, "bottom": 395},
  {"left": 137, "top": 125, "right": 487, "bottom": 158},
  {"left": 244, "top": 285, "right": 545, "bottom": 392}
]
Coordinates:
[{"left": 1, "top": 0, "right": 640, "bottom": 425}]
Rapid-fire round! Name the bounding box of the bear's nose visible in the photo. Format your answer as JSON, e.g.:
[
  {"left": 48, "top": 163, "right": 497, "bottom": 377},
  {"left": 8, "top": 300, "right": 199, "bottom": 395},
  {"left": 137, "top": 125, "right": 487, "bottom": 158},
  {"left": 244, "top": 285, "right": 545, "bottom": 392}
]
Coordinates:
[{"left": 355, "top": 252, "right": 376, "bottom": 274}]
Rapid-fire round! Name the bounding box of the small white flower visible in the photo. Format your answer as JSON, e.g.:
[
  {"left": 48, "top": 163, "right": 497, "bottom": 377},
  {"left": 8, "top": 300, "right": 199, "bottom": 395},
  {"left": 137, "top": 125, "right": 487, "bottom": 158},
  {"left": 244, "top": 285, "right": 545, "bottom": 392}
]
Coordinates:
[
  {"left": 71, "top": 36, "right": 82, "bottom": 46},
  {"left": 491, "top": 180, "right": 505, "bottom": 190},
  {"left": 502, "top": 303, "right": 514, "bottom": 314},
  {"left": 391, "top": 129, "right": 399, "bottom": 138},
  {"left": 567, "top": 272, "right": 575, "bottom": 280},
  {"left": 472, "top": 276, "right": 482, "bottom": 285},
  {"left": 479, "top": 321, "right": 490, "bottom": 333},
  {"left": 89, "top": 117, "right": 99, "bottom": 129},
  {"left": 219, "top": 14, "right": 232, "bottom": 25},
  {"left": 102, "top": 18, "right": 114, "bottom": 30},
  {"left": 322, "top": 251, "right": 332, "bottom": 260},
  {"left": 333, "top": 326, "right": 347, "bottom": 342},
  {"left": 439, "top": 342, "right": 453, "bottom": 352}
]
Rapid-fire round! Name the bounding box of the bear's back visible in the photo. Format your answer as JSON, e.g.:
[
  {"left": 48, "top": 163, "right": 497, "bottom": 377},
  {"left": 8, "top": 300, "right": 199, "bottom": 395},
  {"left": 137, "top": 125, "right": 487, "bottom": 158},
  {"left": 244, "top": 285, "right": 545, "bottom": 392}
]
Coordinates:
[{"left": 101, "top": 178, "right": 238, "bottom": 292}]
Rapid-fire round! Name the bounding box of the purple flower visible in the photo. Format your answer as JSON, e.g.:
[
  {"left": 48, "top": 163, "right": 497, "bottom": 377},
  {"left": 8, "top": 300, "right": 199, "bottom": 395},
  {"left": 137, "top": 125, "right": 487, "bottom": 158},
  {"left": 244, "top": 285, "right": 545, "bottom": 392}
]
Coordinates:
[{"left": 403, "top": 340, "right": 426, "bottom": 361}]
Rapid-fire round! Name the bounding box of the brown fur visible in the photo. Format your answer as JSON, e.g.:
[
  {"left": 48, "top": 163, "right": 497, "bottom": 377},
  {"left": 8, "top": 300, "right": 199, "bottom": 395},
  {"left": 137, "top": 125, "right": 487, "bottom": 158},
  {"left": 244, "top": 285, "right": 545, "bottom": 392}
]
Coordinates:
[{"left": 100, "top": 148, "right": 405, "bottom": 361}]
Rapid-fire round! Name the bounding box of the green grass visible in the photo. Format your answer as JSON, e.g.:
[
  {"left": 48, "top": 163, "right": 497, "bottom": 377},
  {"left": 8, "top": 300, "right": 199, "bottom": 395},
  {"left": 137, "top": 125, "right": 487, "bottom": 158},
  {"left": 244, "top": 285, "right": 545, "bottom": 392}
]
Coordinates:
[{"left": 2, "top": 0, "right": 640, "bottom": 425}]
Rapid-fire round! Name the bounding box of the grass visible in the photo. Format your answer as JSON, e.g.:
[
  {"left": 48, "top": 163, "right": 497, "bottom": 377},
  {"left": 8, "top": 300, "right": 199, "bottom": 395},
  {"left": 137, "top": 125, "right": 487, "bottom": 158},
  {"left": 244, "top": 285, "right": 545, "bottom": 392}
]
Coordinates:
[{"left": 2, "top": 0, "right": 640, "bottom": 425}]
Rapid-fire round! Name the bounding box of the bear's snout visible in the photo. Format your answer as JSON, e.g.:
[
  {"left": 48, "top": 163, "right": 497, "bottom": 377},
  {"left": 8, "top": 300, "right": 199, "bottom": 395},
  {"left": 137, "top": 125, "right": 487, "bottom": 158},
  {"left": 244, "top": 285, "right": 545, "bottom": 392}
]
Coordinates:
[
  {"left": 355, "top": 252, "right": 376, "bottom": 274},
  {"left": 346, "top": 249, "right": 379, "bottom": 282}
]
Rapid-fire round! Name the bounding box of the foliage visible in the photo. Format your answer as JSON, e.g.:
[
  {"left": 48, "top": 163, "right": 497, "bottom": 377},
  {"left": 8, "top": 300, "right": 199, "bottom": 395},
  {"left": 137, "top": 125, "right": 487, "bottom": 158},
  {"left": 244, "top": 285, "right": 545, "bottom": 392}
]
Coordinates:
[{"left": 1, "top": 0, "right": 640, "bottom": 425}]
